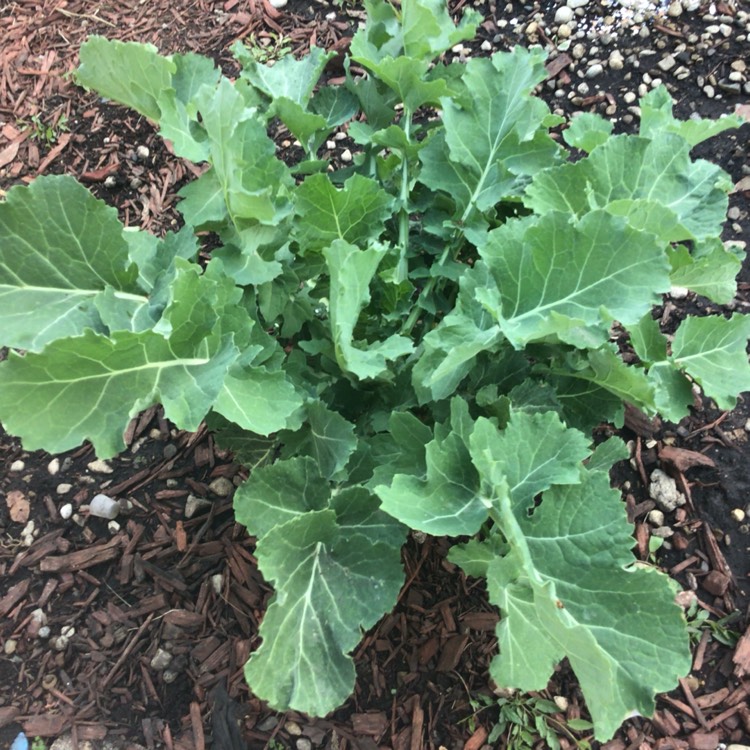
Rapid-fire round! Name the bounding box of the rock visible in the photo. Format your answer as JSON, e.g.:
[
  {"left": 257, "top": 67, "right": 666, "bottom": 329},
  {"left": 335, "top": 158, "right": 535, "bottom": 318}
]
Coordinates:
[
  {"left": 185, "top": 494, "right": 211, "bottom": 518},
  {"left": 586, "top": 63, "right": 604, "bottom": 78},
  {"left": 87, "top": 459, "right": 113, "bottom": 474},
  {"left": 89, "top": 494, "right": 120, "bottom": 519},
  {"left": 163, "top": 443, "right": 178, "bottom": 460},
  {"left": 555, "top": 5, "right": 574, "bottom": 23},
  {"left": 702, "top": 570, "right": 730, "bottom": 596},
  {"left": 10, "top": 460, "right": 25, "bottom": 472},
  {"left": 136, "top": 145, "right": 150, "bottom": 160},
  {"left": 649, "top": 469, "right": 686, "bottom": 512},
  {"left": 48, "top": 458, "right": 60, "bottom": 475},
  {"left": 567, "top": 0, "right": 589, "bottom": 8},
  {"left": 268, "top": 0, "right": 288, "bottom": 7},
  {"left": 558, "top": 23, "right": 572, "bottom": 37},
  {"left": 703, "top": 84, "right": 715, "bottom": 98},
  {"left": 341, "top": 148, "right": 353, "bottom": 163},
  {"left": 208, "top": 477, "right": 234, "bottom": 497},
  {"left": 731, "top": 508, "right": 746, "bottom": 522},
  {"left": 56, "top": 483, "right": 72, "bottom": 495},
  {"left": 657, "top": 54, "right": 676, "bottom": 71},
  {"left": 150, "top": 648, "right": 173, "bottom": 671},
  {"left": 727, "top": 745, "right": 750, "bottom": 750},
  {"left": 648, "top": 509, "right": 665, "bottom": 527},
  {"left": 59, "top": 503, "right": 73, "bottom": 520},
  {"left": 667, "top": 1, "right": 682, "bottom": 16},
  {"left": 609, "top": 49, "right": 624, "bottom": 70},
  {"left": 296, "top": 740, "right": 312, "bottom": 750}
]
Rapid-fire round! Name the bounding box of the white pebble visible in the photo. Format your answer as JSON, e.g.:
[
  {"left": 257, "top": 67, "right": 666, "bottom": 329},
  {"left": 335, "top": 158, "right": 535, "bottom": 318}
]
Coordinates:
[
  {"left": 340, "top": 149, "right": 353, "bottom": 163},
  {"left": 268, "top": 0, "right": 288, "bottom": 7},
  {"left": 48, "top": 458, "right": 60, "bottom": 475},
  {"left": 56, "top": 483, "right": 72, "bottom": 495},
  {"left": 586, "top": 63, "right": 604, "bottom": 78},
  {"left": 136, "top": 145, "right": 150, "bottom": 160},
  {"left": 609, "top": 50, "right": 624, "bottom": 70},
  {"left": 59, "top": 503, "right": 73, "bottom": 520},
  {"left": 89, "top": 493, "right": 120, "bottom": 519},
  {"left": 87, "top": 459, "right": 113, "bottom": 474},
  {"left": 555, "top": 5, "right": 574, "bottom": 23},
  {"left": 10, "top": 460, "right": 25, "bottom": 472},
  {"left": 480, "top": 40, "right": 493, "bottom": 52}
]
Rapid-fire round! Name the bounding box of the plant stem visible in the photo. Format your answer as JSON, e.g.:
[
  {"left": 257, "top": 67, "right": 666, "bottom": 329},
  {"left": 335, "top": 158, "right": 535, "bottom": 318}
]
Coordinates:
[{"left": 396, "top": 110, "right": 412, "bottom": 284}]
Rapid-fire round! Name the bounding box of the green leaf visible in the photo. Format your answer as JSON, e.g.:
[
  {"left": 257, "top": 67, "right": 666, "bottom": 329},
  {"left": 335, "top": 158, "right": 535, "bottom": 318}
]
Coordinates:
[
  {"left": 670, "top": 314, "right": 750, "bottom": 410},
  {"left": 279, "top": 401, "right": 358, "bottom": 479},
  {"left": 376, "top": 414, "right": 487, "bottom": 536},
  {"left": 488, "top": 471, "right": 691, "bottom": 740},
  {"left": 630, "top": 314, "right": 668, "bottom": 365},
  {"left": 77, "top": 36, "right": 173, "bottom": 122},
  {"left": 194, "top": 78, "right": 293, "bottom": 225},
  {"left": 214, "top": 366, "right": 304, "bottom": 435},
  {"left": 236, "top": 45, "right": 334, "bottom": 105},
  {"left": 524, "top": 132, "right": 731, "bottom": 243},
  {"left": 0, "top": 328, "right": 236, "bottom": 458},
  {"left": 419, "top": 48, "right": 559, "bottom": 219},
  {"left": 245, "top": 506, "right": 404, "bottom": 714},
  {"left": 294, "top": 174, "right": 393, "bottom": 251},
  {"left": 668, "top": 241, "right": 741, "bottom": 304},
  {"left": 479, "top": 211, "right": 670, "bottom": 348},
  {"left": 0, "top": 175, "right": 144, "bottom": 351},
  {"left": 448, "top": 533, "right": 507, "bottom": 578},
  {"left": 639, "top": 86, "right": 741, "bottom": 146},
  {"left": 562, "top": 112, "right": 613, "bottom": 153},
  {"left": 324, "top": 240, "right": 413, "bottom": 379},
  {"left": 234, "top": 456, "right": 331, "bottom": 538},
  {"left": 469, "top": 412, "right": 590, "bottom": 515},
  {"left": 158, "top": 52, "right": 221, "bottom": 161}
]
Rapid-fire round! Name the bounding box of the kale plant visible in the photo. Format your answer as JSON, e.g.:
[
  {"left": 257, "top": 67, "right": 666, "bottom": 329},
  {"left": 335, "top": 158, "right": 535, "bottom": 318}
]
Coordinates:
[{"left": 0, "top": 0, "right": 746, "bottom": 739}]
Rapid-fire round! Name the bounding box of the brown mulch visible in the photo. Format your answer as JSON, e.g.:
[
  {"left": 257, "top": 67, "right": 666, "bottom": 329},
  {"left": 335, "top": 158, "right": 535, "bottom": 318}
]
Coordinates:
[{"left": 1, "top": 0, "right": 750, "bottom": 748}]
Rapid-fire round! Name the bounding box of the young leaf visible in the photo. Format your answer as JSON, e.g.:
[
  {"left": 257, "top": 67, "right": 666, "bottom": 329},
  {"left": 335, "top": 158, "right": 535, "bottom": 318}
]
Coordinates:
[
  {"left": 0, "top": 176, "right": 144, "bottom": 351},
  {"left": 324, "top": 240, "right": 413, "bottom": 379}
]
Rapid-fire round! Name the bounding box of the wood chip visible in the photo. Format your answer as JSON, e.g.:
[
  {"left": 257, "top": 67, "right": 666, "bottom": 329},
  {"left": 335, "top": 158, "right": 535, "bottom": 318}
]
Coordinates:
[{"left": 40, "top": 536, "right": 122, "bottom": 573}]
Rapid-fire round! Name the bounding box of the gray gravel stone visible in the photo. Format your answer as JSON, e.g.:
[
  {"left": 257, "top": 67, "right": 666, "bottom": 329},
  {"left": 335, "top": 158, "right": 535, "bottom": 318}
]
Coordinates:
[{"left": 555, "top": 5, "right": 574, "bottom": 23}]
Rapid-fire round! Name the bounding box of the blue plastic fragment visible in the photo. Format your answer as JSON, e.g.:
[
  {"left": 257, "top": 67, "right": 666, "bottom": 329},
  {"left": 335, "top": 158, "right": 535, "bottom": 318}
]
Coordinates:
[{"left": 10, "top": 733, "right": 28, "bottom": 750}]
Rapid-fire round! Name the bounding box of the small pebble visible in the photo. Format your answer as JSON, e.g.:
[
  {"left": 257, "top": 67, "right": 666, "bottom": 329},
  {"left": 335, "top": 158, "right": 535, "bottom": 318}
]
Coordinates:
[
  {"left": 268, "top": 0, "right": 287, "bottom": 7},
  {"left": 150, "top": 648, "right": 173, "bottom": 671},
  {"left": 89, "top": 493, "right": 120, "bottom": 519},
  {"left": 59, "top": 503, "right": 73, "bottom": 520},
  {"left": 340, "top": 149, "right": 353, "bottom": 163},
  {"left": 667, "top": 1, "right": 682, "bottom": 15},
  {"left": 731, "top": 508, "right": 746, "bottom": 523},
  {"left": 87, "top": 459, "right": 113, "bottom": 474},
  {"left": 480, "top": 40, "right": 493, "bottom": 52},
  {"left": 135, "top": 145, "right": 150, "bottom": 160},
  {"left": 163, "top": 444, "right": 178, "bottom": 460},
  {"left": 648, "top": 509, "right": 665, "bottom": 527},
  {"left": 586, "top": 63, "right": 604, "bottom": 78},
  {"left": 48, "top": 458, "right": 60, "bottom": 475},
  {"left": 555, "top": 5, "right": 574, "bottom": 23},
  {"left": 208, "top": 477, "right": 234, "bottom": 497},
  {"left": 286, "top": 722, "right": 303, "bottom": 737},
  {"left": 296, "top": 740, "right": 312, "bottom": 750},
  {"left": 56, "top": 483, "right": 72, "bottom": 495},
  {"left": 703, "top": 84, "right": 715, "bottom": 98},
  {"left": 657, "top": 55, "right": 676, "bottom": 72},
  {"left": 10, "top": 460, "right": 25, "bottom": 472},
  {"left": 558, "top": 23, "right": 572, "bottom": 38},
  {"left": 4, "top": 639, "right": 17, "bottom": 655},
  {"left": 609, "top": 50, "right": 624, "bottom": 70}
]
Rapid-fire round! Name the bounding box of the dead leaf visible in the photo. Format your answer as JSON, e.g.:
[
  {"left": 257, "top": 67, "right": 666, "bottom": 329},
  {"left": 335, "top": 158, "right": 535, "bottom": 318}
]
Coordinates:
[
  {"left": 6, "top": 490, "right": 30, "bottom": 523},
  {"left": 732, "top": 175, "right": 750, "bottom": 194},
  {"left": 659, "top": 445, "right": 715, "bottom": 472}
]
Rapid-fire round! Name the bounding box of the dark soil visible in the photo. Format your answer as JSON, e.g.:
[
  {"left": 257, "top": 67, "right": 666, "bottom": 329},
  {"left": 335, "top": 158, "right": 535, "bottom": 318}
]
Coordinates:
[{"left": 1, "top": 0, "right": 750, "bottom": 748}]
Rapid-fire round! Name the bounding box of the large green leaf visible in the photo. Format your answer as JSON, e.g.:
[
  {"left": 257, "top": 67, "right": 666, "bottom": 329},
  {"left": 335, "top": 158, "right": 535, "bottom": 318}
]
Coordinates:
[
  {"left": 469, "top": 412, "right": 590, "bottom": 515},
  {"left": 478, "top": 211, "right": 670, "bottom": 347},
  {"left": 0, "top": 176, "right": 145, "bottom": 351},
  {"left": 244, "top": 502, "right": 404, "bottom": 714},
  {"left": 487, "top": 470, "right": 691, "bottom": 741},
  {"left": 376, "top": 415, "right": 487, "bottom": 536},
  {"left": 294, "top": 175, "right": 393, "bottom": 251},
  {"left": 667, "top": 241, "right": 741, "bottom": 304},
  {"left": 419, "top": 48, "right": 559, "bottom": 219},
  {"left": 524, "top": 132, "right": 731, "bottom": 242},
  {"left": 77, "top": 36, "right": 173, "bottom": 121},
  {"left": 0, "top": 329, "right": 236, "bottom": 458},
  {"left": 213, "top": 366, "right": 304, "bottom": 435},
  {"left": 670, "top": 314, "right": 750, "bottom": 409}
]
